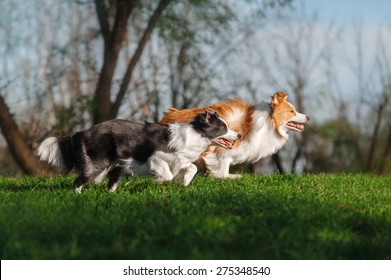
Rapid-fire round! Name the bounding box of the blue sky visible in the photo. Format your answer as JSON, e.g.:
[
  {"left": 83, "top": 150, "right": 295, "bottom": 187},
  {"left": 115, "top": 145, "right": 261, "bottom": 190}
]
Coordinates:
[
  {"left": 237, "top": 0, "right": 391, "bottom": 121},
  {"left": 1, "top": 0, "right": 390, "bottom": 120},
  {"left": 301, "top": 0, "right": 391, "bottom": 24}
]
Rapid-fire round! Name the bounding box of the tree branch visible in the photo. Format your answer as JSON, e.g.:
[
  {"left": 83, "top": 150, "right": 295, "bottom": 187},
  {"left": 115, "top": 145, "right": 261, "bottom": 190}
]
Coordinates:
[
  {"left": 366, "top": 99, "right": 387, "bottom": 171},
  {"left": 94, "top": 0, "right": 110, "bottom": 45},
  {"left": 379, "top": 122, "right": 391, "bottom": 174},
  {"left": 272, "top": 152, "right": 285, "bottom": 174},
  {"left": 0, "top": 94, "right": 54, "bottom": 175},
  {"left": 110, "top": 0, "right": 172, "bottom": 119},
  {"left": 93, "top": 0, "right": 138, "bottom": 123}
]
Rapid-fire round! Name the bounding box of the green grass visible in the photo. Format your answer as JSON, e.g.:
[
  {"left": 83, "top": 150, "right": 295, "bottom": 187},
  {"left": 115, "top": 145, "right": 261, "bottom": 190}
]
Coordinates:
[{"left": 0, "top": 174, "right": 390, "bottom": 260}]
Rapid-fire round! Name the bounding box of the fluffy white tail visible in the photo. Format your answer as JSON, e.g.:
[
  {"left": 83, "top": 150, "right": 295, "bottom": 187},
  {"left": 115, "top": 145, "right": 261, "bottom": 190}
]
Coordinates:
[{"left": 37, "top": 137, "right": 63, "bottom": 168}]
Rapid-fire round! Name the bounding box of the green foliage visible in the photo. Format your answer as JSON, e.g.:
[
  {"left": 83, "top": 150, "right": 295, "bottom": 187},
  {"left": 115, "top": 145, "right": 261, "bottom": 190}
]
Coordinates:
[
  {"left": 308, "top": 120, "right": 364, "bottom": 172},
  {"left": 0, "top": 174, "right": 390, "bottom": 259}
]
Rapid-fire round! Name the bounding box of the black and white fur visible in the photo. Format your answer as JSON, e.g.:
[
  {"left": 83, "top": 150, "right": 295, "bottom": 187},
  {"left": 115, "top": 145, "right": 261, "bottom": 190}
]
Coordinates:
[{"left": 38, "top": 111, "right": 239, "bottom": 193}]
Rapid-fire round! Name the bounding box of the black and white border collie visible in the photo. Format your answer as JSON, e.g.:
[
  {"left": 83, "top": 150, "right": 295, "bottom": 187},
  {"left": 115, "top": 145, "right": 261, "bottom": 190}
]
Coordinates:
[{"left": 38, "top": 111, "right": 239, "bottom": 193}]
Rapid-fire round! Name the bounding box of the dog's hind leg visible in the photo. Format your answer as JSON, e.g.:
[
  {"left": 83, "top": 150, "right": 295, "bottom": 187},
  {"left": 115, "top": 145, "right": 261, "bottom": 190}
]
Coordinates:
[
  {"left": 93, "top": 168, "right": 109, "bottom": 183},
  {"left": 107, "top": 167, "right": 123, "bottom": 192},
  {"left": 74, "top": 175, "right": 90, "bottom": 194}
]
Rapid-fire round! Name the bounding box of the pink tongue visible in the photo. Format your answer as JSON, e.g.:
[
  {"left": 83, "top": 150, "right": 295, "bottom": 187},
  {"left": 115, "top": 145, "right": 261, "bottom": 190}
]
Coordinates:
[
  {"left": 223, "top": 139, "right": 232, "bottom": 148},
  {"left": 289, "top": 122, "right": 304, "bottom": 130},
  {"left": 219, "top": 138, "right": 232, "bottom": 148}
]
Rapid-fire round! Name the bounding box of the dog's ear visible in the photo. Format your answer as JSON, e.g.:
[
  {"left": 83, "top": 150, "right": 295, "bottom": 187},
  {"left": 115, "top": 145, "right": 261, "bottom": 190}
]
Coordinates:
[
  {"left": 206, "top": 110, "right": 218, "bottom": 120},
  {"left": 271, "top": 92, "right": 288, "bottom": 108},
  {"left": 196, "top": 110, "right": 217, "bottom": 123}
]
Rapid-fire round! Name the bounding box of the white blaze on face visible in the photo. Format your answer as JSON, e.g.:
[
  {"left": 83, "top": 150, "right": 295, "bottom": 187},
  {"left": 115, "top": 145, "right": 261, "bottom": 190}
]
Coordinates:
[
  {"left": 272, "top": 99, "right": 310, "bottom": 137},
  {"left": 287, "top": 112, "right": 309, "bottom": 131}
]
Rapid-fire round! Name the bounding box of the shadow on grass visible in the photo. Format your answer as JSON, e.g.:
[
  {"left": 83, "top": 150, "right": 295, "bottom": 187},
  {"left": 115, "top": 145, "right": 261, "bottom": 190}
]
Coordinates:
[
  {"left": 0, "top": 176, "right": 75, "bottom": 192},
  {"left": 0, "top": 175, "right": 158, "bottom": 193},
  {"left": 1, "top": 175, "right": 390, "bottom": 260}
]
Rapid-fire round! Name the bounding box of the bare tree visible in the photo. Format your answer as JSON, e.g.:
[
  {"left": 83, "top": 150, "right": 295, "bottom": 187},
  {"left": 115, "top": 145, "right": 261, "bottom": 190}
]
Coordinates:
[
  {"left": 0, "top": 0, "right": 172, "bottom": 174},
  {"left": 0, "top": 0, "right": 293, "bottom": 175},
  {"left": 338, "top": 23, "right": 391, "bottom": 173},
  {"left": 93, "top": 0, "right": 172, "bottom": 123},
  {"left": 0, "top": 85, "right": 53, "bottom": 175},
  {"left": 380, "top": 119, "right": 391, "bottom": 173},
  {"left": 247, "top": 6, "right": 340, "bottom": 173},
  {"left": 122, "top": 0, "right": 289, "bottom": 122},
  {"left": 367, "top": 30, "right": 391, "bottom": 173}
]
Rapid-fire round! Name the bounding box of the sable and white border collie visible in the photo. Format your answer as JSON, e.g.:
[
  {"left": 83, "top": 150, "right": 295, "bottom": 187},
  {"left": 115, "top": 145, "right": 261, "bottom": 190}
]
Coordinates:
[
  {"left": 38, "top": 111, "right": 240, "bottom": 193},
  {"left": 160, "top": 92, "right": 310, "bottom": 178}
]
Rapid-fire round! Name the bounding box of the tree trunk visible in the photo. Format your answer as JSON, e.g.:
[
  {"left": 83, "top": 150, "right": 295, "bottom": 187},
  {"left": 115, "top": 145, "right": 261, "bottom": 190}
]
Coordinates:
[
  {"left": 110, "top": 0, "right": 172, "bottom": 120},
  {"left": 93, "top": 0, "right": 137, "bottom": 124},
  {"left": 272, "top": 152, "right": 285, "bottom": 174},
  {"left": 379, "top": 123, "right": 391, "bottom": 174},
  {"left": 366, "top": 102, "right": 386, "bottom": 171},
  {"left": 0, "top": 95, "right": 54, "bottom": 175},
  {"left": 93, "top": 0, "right": 172, "bottom": 124},
  {"left": 291, "top": 145, "right": 302, "bottom": 173}
]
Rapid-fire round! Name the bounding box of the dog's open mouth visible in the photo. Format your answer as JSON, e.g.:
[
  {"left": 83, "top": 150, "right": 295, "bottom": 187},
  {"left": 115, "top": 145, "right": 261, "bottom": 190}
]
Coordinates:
[
  {"left": 286, "top": 121, "right": 305, "bottom": 131},
  {"left": 214, "top": 138, "right": 234, "bottom": 149}
]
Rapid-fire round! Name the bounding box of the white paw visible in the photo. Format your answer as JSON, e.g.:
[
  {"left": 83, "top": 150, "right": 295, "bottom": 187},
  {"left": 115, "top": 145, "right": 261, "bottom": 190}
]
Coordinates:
[
  {"left": 227, "top": 173, "right": 242, "bottom": 179},
  {"left": 182, "top": 172, "right": 195, "bottom": 186},
  {"left": 153, "top": 173, "right": 174, "bottom": 183},
  {"left": 174, "top": 165, "right": 197, "bottom": 186},
  {"left": 209, "top": 173, "right": 242, "bottom": 179},
  {"left": 74, "top": 187, "right": 82, "bottom": 194},
  {"left": 108, "top": 184, "right": 119, "bottom": 192}
]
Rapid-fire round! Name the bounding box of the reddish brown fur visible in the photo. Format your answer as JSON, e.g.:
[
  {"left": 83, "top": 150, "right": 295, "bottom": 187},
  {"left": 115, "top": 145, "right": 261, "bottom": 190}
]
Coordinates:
[
  {"left": 270, "top": 92, "right": 298, "bottom": 132},
  {"left": 161, "top": 92, "right": 296, "bottom": 143},
  {"left": 161, "top": 99, "right": 256, "bottom": 171},
  {"left": 160, "top": 92, "right": 296, "bottom": 173},
  {"left": 161, "top": 98, "right": 256, "bottom": 144}
]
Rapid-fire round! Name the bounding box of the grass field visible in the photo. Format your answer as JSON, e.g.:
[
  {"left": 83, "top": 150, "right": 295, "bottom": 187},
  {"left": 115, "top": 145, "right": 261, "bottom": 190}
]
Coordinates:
[{"left": 0, "top": 174, "right": 390, "bottom": 260}]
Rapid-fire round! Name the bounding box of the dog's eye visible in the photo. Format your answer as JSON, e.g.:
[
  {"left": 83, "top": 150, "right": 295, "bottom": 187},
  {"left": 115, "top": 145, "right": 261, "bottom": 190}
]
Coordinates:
[{"left": 290, "top": 110, "right": 294, "bottom": 113}]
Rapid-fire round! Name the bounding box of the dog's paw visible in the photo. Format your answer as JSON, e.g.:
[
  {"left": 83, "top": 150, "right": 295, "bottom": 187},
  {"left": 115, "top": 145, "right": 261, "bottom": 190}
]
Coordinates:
[
  {"left": 153, "top": 174, "right": 174, "bottom": 183},
  {"left": 209, "top": 173, "right": 241, "bottom": 179},
  {"left": 175, "top": 165, "right": 197, "bottom": 186},
  {"left": 108, "top": 185, "right": 119, "bottom": 192},
  {"left": 182, "top": 173, "right": 195, "bottom": 186},
  {"left": 227, "top": 173, "right": 242, "bottom": 179},
  {"left": 74, "top": 187, "right": 82, "bottom": 194}
]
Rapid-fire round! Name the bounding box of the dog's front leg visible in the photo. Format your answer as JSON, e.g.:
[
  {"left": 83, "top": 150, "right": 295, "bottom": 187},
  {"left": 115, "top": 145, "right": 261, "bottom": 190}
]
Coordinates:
[
  {"left": 149, "top": 155, "right": 174, "bottom": 182},
  {"left": 152, "top": 163, "right": 174, "bottom": 182},
  {"left": 203, "top": 153, "right": 241, "bottom": 179},
  {"left": 173, "top": 163, "right": 197, "bottom": 186},
  {"left": 182, "top": 163, "right": 198, "bottom": 186}
]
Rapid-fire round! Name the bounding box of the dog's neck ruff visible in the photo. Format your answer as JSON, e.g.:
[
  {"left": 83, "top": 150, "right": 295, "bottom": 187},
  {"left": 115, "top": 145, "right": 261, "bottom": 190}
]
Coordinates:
[
  {"left": 223, "top": 110, "right": 288, "bottom": 165},
  {"left": 255, "top": 101, "right": 290, "bottom": 139},
  {"left": 167, "top": 123, "right": 212, "bottom": 162}
]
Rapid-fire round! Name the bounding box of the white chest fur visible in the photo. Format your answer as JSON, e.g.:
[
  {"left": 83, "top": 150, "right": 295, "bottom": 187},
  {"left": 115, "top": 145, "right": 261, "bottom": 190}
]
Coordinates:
[
  {"left": 225, "top": 111, "right": 288, "bottom": 164},
  {"left": 168, "top": 124, "right": 211, "bottom": 162}
]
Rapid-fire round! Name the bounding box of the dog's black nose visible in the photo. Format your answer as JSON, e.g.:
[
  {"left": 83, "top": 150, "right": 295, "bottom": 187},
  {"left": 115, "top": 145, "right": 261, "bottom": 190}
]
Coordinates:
[{"left": 306, "top": 115, "right": 310, "bottom": 122}]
